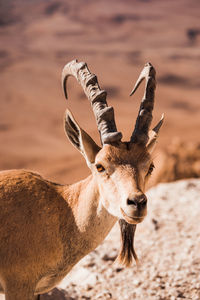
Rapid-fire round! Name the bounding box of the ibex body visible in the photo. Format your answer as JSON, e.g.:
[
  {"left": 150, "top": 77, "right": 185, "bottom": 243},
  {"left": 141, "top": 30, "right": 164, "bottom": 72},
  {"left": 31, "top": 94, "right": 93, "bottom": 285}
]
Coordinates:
[{"left": 0, "top": 60, "right": 163, "bottom": 300}]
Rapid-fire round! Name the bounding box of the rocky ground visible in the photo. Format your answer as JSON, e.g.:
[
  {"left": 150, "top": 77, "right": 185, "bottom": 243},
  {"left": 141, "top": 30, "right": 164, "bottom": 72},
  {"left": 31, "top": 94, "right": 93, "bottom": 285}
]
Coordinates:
[{"left": 39, "top": 179, "right": 200, "bottom": 300}]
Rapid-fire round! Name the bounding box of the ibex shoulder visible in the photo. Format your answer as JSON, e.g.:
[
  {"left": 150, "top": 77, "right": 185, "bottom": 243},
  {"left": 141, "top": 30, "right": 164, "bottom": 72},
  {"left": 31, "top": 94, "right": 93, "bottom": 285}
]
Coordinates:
[{"left": 0, "top": 169, "right": 64, "bottom": 198}]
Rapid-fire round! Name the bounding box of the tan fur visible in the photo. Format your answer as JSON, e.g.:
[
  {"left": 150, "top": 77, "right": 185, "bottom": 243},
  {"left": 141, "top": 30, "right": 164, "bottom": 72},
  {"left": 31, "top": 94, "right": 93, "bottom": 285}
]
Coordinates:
[
  {"left": 93, "top": 143, "right": 151, "bottom": 215},
  {"left": 0, "top": 142, "right": 154, "bottom": 299}
]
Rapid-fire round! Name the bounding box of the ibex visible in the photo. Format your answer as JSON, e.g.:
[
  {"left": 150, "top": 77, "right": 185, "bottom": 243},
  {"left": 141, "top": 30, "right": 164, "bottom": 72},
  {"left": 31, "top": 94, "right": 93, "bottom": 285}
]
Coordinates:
[{"left": 0, "top": 60, "right": 163, "bottom": 300}]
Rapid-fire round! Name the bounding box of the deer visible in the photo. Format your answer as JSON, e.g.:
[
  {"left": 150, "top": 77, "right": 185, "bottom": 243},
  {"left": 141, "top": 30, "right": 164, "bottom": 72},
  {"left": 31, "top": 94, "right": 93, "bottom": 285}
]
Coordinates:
[{"left": 0, "top": 60, "right": 163, "bottom": 300}]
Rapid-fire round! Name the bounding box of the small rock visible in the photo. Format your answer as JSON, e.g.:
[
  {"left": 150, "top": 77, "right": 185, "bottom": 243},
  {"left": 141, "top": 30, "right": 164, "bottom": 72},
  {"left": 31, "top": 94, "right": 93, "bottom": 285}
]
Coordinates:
[
  {"left": 94, "top": 290, "right": 112, "bottom": 299},
  {"left": 115, "top": 267, "right": 123, "bottom": 272},
  {"left": 152, "top": 218, "right": 160, "bottom": 230},
  {"left": 101, "top": 252, "right": 117, "bottom": 262}
]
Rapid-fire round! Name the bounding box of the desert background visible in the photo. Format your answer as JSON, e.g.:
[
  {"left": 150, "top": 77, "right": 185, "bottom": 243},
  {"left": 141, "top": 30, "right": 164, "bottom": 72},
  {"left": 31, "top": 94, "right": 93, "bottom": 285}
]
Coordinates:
[
  {"left": 1, "top": 0, "right": 200, "bottom": 184},
  {"left": 0, "top": 0, "right": 200, "bottom": 299}
]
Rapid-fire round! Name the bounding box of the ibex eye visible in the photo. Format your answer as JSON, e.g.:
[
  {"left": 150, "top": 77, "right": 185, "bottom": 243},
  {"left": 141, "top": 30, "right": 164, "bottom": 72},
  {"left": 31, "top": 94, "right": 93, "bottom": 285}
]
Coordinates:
[
  {"left": 96, "top": 164, "right": 105, "bottom": 173},
  {"left": 147, "top": 163, "right": 155, "bottom": 175}
]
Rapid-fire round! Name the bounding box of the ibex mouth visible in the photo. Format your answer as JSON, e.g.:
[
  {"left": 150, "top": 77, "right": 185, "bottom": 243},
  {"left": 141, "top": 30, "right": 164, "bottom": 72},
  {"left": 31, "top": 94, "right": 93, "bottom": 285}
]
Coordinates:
[{"left": 120, "top": 208, "right": 145, "bottom": 224}]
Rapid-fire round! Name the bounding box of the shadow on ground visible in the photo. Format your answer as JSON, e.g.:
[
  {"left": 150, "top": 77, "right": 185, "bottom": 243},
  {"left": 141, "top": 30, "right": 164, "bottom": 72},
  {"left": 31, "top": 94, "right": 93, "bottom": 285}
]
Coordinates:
[{"left": 41, "top": 288, "right": 72, "bottom": 300}]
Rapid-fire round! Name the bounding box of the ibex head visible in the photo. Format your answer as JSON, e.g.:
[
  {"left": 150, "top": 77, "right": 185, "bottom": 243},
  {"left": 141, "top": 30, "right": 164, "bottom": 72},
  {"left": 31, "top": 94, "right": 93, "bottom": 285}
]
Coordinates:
[{"left": 62, "top": 60, "right": 164, "bottom": 265}]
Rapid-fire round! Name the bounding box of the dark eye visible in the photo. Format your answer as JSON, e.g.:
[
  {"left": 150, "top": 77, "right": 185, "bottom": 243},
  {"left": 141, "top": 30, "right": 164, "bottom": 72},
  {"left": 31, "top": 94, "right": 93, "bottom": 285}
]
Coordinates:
[
  {"left": 96, "top": 164, "right": 105, "bottom": 173},
  {"left": 147, "top": 163, "right": 155, "bottom": 175}
]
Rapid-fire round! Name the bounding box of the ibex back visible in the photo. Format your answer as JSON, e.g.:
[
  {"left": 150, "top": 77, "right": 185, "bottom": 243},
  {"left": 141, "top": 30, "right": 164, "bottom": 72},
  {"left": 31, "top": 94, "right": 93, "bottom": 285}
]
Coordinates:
[{"left": 0, "top": 60, "right": 163, "bottom": 300}]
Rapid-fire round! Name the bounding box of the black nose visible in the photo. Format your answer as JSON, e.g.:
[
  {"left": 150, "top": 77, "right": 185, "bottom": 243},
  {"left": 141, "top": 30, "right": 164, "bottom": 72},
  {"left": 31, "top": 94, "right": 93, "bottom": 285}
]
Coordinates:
[{"left": 127, "top": 194, "right": 147, "bottom": 209}]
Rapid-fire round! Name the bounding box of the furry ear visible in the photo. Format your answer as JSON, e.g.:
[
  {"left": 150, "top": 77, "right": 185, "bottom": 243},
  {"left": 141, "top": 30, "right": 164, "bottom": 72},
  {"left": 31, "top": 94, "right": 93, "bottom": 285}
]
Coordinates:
[{"left": 64, "top": 109, "right": 101, "bottom": 165}]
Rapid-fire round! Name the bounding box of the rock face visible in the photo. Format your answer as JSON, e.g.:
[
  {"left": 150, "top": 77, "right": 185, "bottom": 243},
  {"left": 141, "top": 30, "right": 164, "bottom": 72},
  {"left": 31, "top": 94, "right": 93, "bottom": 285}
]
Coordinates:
[
  {"left": 1, "top": 179, "right": 200, "bottom": 299},
  {"left": 151, "top": 140, "right": 200, "bottom": 187},
  {"left": 43, "top": 179, "right": 200, "bottom": 299}
]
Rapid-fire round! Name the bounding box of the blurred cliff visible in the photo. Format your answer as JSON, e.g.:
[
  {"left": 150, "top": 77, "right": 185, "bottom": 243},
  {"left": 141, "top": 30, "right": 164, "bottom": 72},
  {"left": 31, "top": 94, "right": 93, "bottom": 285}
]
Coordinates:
[
  {"left": 0, "top": 0, "right": 200, "bottom": 184},
  {"left": 150, "top": 140, "right": 200, "bottom": 187}
]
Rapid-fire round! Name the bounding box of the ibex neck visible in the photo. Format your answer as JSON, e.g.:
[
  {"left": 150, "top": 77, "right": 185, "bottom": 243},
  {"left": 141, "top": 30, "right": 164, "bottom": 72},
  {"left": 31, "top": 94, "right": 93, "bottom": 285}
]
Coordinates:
[{"left": 62, "top": 175, "right": 117, "bottom": 251}]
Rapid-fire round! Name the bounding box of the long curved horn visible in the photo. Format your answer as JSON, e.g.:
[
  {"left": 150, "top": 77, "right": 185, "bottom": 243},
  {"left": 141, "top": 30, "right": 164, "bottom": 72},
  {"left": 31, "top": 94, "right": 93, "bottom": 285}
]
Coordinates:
[
  {"left": 130, "top": 62, "right": 156, "bottom": 145},
  {"left": 62, "top": 59, "right": 122, "bottom": 144}
]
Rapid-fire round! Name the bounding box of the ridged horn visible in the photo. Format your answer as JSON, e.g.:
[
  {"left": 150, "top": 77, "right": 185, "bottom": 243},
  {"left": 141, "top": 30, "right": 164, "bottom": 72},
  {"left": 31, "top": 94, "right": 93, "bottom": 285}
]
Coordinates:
[
  {"left": 62, "top": 59, "right": 122, "bottom": 144},
  {"left": 130, "top": 62, "right": 156, "bottom": 145}
]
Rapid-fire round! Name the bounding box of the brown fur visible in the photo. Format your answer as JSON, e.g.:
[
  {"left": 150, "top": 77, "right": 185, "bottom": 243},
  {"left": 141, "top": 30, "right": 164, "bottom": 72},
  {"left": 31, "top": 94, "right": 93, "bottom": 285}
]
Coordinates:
[
  {"left": 0, "top": 141, "right": 156, "bottom": 299},
  {"left": 0, "top": 169, "right": 116, "bottom": 299}
]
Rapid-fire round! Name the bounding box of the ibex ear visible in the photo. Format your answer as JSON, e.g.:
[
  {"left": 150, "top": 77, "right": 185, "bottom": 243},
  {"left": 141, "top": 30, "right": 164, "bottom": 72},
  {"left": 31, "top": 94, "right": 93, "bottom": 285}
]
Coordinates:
[
  {"left": 147, "top": 114, "right": 164, "bottom": 153},
  {"left": 64, "top": 109, "right": 101, "bottom": 166}
]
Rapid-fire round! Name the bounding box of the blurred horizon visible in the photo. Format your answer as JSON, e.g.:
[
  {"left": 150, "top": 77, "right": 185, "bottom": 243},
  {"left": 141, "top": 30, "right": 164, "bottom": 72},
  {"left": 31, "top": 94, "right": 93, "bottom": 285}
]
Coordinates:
[{"left": 0, "top": 0, "right": 200, "bottom": 183}]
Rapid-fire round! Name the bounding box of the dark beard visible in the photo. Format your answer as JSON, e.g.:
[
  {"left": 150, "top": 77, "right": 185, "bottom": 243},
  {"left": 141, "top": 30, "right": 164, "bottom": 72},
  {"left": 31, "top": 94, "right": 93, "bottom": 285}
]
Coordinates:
[{"left": 117, "top": 219, "right": 138, "bottom": 266}]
